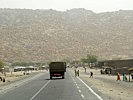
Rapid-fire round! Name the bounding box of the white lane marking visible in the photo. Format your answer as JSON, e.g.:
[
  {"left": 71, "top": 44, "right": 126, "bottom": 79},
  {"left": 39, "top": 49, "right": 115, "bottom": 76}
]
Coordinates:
[
  {"left": 78, "top": 90, "right": 81, "bottom": 93},
  {"left": 68, "top": 71, "right": 77, "bottom": 85},
  {"left": 69, "top": 71, "right": 85, "bottom": 99},
  {"left": 78, "top": 77, "right": 103, "bottom": 100},
  {"left": 81, "top": 94, "right": 85, "bottom": 98},
  {"left": 30, "top": 80, "right": 51, "bottom": 100}
]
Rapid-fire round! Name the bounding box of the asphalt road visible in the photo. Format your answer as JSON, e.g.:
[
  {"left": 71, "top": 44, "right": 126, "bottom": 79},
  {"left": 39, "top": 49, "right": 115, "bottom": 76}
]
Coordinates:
[{"left": 0, "top": 70, "right": 105, "bottom": 100}]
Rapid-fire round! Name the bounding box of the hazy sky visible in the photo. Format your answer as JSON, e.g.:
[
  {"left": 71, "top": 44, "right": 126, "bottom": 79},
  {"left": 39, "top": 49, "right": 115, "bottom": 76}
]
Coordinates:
[{"left": 0, "top": 0, "right": 133, "bottom": 13}]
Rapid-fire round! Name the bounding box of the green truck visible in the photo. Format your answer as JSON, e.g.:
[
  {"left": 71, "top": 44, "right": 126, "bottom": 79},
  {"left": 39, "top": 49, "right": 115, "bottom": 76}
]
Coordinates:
[{"left": 49, "top": 62, "right": 66, "bottom": 79}]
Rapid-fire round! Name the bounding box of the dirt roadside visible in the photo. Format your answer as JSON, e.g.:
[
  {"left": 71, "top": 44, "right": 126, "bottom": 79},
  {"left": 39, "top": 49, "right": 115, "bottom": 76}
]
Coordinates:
[
  {"left": 70, "top": 67, "right": 133, "bottom": 100},
  {"left": 0, "top": 70, "right": 46, "bottom": 87}
]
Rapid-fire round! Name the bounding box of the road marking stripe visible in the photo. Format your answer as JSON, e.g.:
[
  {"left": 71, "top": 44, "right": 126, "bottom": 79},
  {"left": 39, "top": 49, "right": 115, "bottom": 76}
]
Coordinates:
[
  {"left": 77, "top": 86, "right": 79, "bottom": 88},
  {"left": 78, "top": 90, "right": 81, "bottom": 93},
  {"left": 78, "top": 77, "right": 103, "bottom": 100},
  {"left": 30, "top": 80, "right": 51, "bottom": 100},
  {"left": 81, "top": 94, "right": 85, "bottom": 98}
]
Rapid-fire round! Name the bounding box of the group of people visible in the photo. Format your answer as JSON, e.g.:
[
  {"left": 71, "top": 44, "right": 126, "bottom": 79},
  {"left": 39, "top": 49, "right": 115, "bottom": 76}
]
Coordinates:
[
  {"left": 74, "top": 66, "right": 133, "bottom": 82},
  {"left": 117, "top": 72, "right": 133, "bottom": 81},
  {"left": 73, "top": 66, "right": 133, "bottom": 83},
  {"left": 74, "top": 67, "right": 93, "bottom": 78},
  {"left": 117, "top": 72, "right": 128, "bottom": 81}
]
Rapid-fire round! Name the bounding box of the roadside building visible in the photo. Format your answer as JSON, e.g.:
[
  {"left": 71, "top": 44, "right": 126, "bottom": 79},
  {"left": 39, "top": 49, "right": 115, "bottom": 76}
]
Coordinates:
[
  {"left": 97, "top": 59, "right": 133, "bottom": 75},
  {"left": 14, "top": 66, "right": 26, "bottom": 72}
]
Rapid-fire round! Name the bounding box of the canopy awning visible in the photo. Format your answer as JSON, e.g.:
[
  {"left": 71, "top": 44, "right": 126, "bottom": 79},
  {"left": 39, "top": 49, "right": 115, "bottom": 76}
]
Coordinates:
[{"left": 128, "top": 68, "right": 133, "bottom": 72}]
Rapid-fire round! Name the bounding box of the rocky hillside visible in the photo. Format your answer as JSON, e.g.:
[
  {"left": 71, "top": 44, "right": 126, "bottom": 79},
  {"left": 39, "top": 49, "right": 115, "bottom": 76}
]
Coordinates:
[{"left": 0, "top": 8, "right": 133, "bottom": 62}]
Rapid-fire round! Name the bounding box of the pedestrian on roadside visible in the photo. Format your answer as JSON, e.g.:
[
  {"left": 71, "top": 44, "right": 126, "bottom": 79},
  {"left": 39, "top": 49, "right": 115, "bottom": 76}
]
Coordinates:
[
  {"left": 90, "top": 71, "right": 93, "bottom": 78},
  {"left": 74, "top": 67, "right": 77, "bottom": 77},
  {"left": 131, "top": 73, "right": 133, "bottom": 80},
  {"left": 0, "top": 76, "right": 2, "bottom": 81},
  {"left": 122, "top": 73, "right": 127, "bottom": 81},
  {"left": 84, "top": 67, "right": 86, "bottom": 73},
  {"left": 100, "top": 69, "right": 102, "bottom": 74},
  {"left": 117, "top": 72, "right": 121, "bottom": 81},
  {"left": 125, "top": 74, "right": 127, "bottom": 81},
  {"left": 3, "top": 77, "right": 5, "bottom": 82},
  {"left": 122, "top": 73, "right": 125, "bottom": 81},
  {"left": 77, "top": 69, "right": 79, "bottom": 76}
]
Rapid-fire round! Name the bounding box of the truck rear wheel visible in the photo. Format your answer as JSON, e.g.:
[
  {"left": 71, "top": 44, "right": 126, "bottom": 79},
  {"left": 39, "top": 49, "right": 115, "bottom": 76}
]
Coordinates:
[
  {"left": 50, "top": 76, "right": 52, "bottom": 79},
  {"left": 62, "top": 75, "right": 65, "bottom": 79}
]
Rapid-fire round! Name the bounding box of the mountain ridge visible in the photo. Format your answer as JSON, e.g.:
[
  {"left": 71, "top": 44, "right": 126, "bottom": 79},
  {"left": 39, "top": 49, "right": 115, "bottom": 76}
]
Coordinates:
[{"left": 0, "top": 8, "right": 133, "bottom": 62}]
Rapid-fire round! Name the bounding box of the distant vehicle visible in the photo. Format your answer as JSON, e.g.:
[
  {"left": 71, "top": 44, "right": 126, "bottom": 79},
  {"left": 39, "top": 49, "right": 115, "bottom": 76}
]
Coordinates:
[
  {"left": 49, "top": 62, "right": 66, "bottom": 79},
  {"left": 100, "top": 66, "right": 111, "bottom": 74}
]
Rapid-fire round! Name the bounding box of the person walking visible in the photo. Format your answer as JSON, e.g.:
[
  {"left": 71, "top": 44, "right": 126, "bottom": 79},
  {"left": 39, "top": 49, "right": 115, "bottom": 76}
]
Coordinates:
[
  {"left": 84, "top": 67, "right": 87, "bottom": 73},
  {"left": 122, "top": 73, "right": 127, "bottom": 81},
  {"left": 131, "top": 73, "right": 133, "bottom": 80},
  {"left": 0, "top": 76, "right": 2, "bottom": 81},
  {"left": 90, "top": 71, "right": 93, "bottom": 78},
  {"left": 122, "top": 73, "right": 125, "bottom": 81},
  {"left": 77, "top": 69, "right": 79, "bottom": 76},
  {"left": 125, "top": 74, "right": 127, "bottom": 81},
  {"left": 3, "top": 77, "right": 5, "bottom": 82},
  {"left": 117, "top": 72, "right": 121, "bottom": 81},
  {"left": 74, "top": 68, "right": 77, "bottom": 77}
]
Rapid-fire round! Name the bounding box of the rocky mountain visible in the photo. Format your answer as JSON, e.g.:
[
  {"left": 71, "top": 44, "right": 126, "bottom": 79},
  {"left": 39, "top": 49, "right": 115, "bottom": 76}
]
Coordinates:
[{"left": 0, "top": 8, "right": 133, "bottom": 62}]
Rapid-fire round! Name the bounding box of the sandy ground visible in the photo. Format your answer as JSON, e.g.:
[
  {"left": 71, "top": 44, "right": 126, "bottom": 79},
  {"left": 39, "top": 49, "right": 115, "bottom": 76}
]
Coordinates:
[
  {"left": 71, "top": 67, "right": 133, "bottom": 100},
  {"left": 0, "top": 70, "right": 46, "bottom": 86}
]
